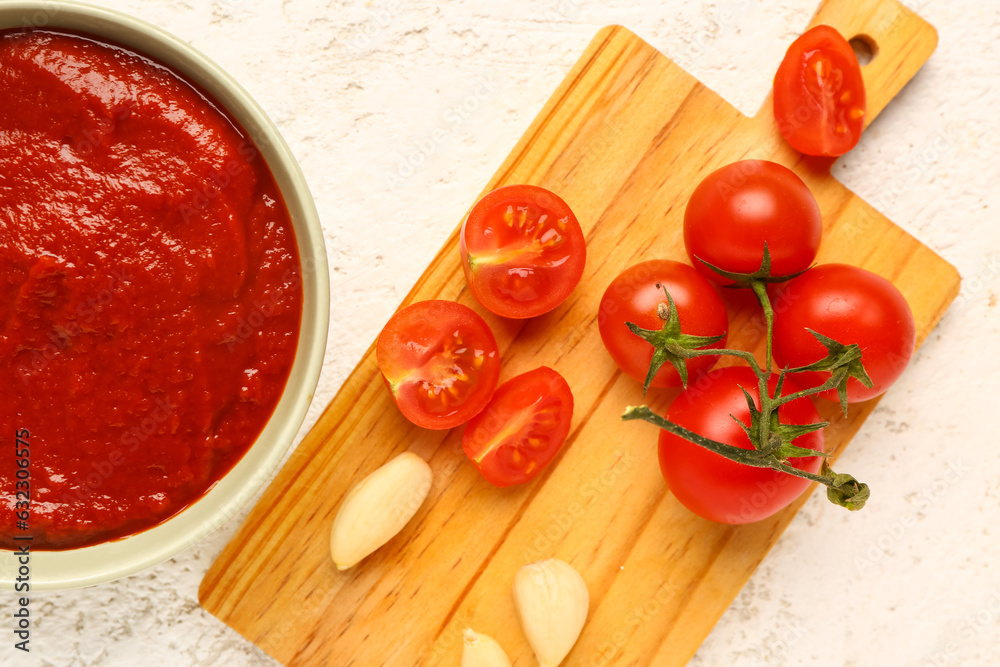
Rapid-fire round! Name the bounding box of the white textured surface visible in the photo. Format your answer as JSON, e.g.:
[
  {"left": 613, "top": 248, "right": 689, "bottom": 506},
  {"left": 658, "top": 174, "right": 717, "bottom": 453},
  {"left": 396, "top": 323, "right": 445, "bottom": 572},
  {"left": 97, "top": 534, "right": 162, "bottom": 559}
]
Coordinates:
[{"left": 3, "top": 0, "right": 999, "bottom": 665}]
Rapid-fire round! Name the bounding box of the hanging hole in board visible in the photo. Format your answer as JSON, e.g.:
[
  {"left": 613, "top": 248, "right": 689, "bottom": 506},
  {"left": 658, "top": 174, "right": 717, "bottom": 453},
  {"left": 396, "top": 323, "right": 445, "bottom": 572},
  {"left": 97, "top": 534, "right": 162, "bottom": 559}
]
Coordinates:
[{"left": 849, "top": 34, "right": 877, "bottom": 66}]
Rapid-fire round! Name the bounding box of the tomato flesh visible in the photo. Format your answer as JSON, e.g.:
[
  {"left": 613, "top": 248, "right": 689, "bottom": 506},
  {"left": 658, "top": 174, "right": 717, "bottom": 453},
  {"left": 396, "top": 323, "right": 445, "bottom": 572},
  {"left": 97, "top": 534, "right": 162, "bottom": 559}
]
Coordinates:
[
  {"left": 377, "top": 300, "right": 500, "bottom": 429},
  {"left": 772, "top": 264, "right": 915, "bottom": 403},
  {"left": 658, "top": 366, "right": 824, "bottom": 524},
  {"left": 462, "top": 366, "right": 573, "bottom": 487},
  {"left": 598, "top": 260, "right": 728, "bottom": 388},
  {"left": 683, "top": 160, "right": 822, "bottom": 284},
  {"left": 773, "top": 25, "right": 867, "bottom": 156},
  {"left": 460, "top": 185, "right": 586, "bottom": 319}
]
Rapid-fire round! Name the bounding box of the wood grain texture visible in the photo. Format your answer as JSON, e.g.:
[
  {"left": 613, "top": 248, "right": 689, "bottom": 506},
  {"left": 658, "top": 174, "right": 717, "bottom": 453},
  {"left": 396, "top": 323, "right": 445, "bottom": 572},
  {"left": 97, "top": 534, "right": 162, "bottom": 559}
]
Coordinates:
[{"left": 199, "top": 0, "right": 956, "bottom": 665}]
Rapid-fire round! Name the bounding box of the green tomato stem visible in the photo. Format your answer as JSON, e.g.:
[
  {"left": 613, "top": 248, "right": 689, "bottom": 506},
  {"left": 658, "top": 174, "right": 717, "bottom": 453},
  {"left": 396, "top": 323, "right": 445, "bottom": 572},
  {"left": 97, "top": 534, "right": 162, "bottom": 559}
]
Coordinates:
[
  {"left": 625, "top": 275, "right": 872, "bottom": 512},
  {"left": 750, "top": 279, "right": 774, "bottom": 372},
  {"left": 621, "top": 405, "right": 869, "bottom": 510},
  {"left": 668, "top": 346, "right": 762, "bottom": 376},
  {"left": 770, "top": 368, "right": 849, "bottom": 408}
]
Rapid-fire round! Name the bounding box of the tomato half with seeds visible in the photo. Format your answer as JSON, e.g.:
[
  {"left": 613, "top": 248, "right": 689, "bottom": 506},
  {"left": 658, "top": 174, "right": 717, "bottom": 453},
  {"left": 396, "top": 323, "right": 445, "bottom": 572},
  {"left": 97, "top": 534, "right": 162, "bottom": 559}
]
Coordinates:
[
  {"left": 773, "top": 24, "right": 867, "bottom": 156},
  {"left": 462, "top": 366, "right": 573, "bottom": 487},
  {"left": 683, "top": 160, "right": 822, "bottom": 285},
  {"left": 460, "top": 184, "right": 586, "bottom": 319},
  {"left": 659, "top": 366, "right": 824, "bottom": 524},
  {"left": 376, "top": 300, "right": 500, "bottom": 430}
]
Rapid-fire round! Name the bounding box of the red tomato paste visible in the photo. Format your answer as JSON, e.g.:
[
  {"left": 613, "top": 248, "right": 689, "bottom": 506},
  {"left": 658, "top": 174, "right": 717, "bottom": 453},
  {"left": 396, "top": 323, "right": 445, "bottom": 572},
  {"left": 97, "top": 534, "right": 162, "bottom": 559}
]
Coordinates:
[{"left": 0, "top": 30, "right": 303, "bottom": 549}]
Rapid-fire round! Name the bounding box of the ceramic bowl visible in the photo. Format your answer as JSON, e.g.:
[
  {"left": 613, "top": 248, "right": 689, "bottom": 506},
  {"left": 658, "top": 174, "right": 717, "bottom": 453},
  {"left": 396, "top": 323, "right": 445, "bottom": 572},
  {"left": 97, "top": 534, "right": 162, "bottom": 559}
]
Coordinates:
[{"left": 0, "top": 0, "right": 329, "bottom": 590}]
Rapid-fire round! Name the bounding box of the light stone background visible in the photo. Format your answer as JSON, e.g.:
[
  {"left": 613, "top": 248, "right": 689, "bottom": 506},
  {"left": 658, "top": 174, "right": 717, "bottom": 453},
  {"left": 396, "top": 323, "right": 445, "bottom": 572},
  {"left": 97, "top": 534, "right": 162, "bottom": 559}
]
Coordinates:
[{"left": 3, "top": 0, "right": 999, "bottom": 665}]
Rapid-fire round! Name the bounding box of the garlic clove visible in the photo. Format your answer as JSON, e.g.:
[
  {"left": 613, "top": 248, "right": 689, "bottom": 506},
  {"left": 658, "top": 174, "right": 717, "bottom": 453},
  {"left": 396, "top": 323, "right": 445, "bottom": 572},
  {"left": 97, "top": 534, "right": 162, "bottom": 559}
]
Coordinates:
[
  {"left": 512, "top": 558, "right": 589, "bottom": 667},
  {"left": 461, "top": 628, "right": 512, "bottom": 667},
  {"left": 329, "top": 452, "right": 433, "bottom": 570}
]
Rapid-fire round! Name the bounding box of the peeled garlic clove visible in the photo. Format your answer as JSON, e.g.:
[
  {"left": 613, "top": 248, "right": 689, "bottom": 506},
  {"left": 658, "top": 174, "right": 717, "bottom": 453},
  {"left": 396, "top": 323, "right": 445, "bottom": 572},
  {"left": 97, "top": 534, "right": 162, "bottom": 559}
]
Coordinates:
[
  {"left": 329, "top": 452, "right": 433, "bottom": 570},
  {"left": 461, "top": 628, "right": 512, "bottom": 667},
  {"left": 513, "top": 558, "right": 589, "bottom": 667}
]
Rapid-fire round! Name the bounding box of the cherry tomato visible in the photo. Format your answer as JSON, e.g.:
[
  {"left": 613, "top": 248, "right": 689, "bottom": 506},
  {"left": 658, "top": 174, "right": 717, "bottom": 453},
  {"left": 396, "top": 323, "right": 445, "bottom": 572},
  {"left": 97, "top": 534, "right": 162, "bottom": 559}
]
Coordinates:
[
  {"left": 773, "top": 24, "right": 867, "bottom": 156},
  {"left": 460, "top": 184, "right": 586, "bottom": 319},
  {"left": 598, "top": 260, "right": 729, "bottom": 388},
  {"left": 683, "top": 160, "right": 822, "bottom": 285},
  {"left": 462, "top": 366, "right": 573, "bottom": 487},
  {"left": 376, "top": 300, "right": 500, "bottom": 430},
  {"left": 772, "top": 264, "right": 915, "bottom": 403},
  {"left": 658, "top": 366, "right": 824, "bottom": 524}
]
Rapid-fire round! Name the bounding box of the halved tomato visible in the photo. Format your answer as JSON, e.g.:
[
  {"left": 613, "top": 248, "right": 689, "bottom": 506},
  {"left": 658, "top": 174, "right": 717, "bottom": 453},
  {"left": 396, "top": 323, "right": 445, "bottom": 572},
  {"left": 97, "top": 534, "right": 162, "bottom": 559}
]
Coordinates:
[
  {"left": 773, "top": 24, "right": 867, "bottom": 156},
  {"left": 462, "top": 366, "right": 574, "bottom": 487},
  {"left": 376, "top": 300, "right": 500, "bottom": 430},
  {"left": 460, "top": 185, "right": 586, "bottom": 319}
]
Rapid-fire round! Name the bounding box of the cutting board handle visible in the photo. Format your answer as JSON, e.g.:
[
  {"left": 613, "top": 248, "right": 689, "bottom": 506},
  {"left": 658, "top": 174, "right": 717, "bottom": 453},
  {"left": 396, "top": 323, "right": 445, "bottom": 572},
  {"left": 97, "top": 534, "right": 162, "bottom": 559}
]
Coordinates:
[{"left": 757, "top": 0, "right": 937, "bottom": 128}]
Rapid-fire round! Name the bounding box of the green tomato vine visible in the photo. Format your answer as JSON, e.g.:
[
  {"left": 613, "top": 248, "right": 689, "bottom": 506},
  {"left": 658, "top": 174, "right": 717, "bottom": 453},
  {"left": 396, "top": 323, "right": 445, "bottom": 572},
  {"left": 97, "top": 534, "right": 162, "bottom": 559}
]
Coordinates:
[{"left": 621, "top": 247, "right": 872, "bottom": 512}]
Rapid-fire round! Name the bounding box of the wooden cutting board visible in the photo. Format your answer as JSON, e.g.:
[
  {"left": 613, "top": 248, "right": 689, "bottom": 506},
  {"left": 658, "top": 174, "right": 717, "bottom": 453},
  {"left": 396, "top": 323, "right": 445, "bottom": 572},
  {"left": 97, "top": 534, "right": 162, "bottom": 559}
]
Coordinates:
[{"left": 200, "top": 0, "right": 956, "bottom": 664}]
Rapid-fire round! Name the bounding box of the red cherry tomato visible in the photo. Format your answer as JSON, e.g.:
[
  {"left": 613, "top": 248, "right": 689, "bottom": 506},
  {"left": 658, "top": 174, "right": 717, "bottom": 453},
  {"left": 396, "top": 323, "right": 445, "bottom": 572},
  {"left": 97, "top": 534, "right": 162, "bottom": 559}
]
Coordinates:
[
  {"left": 462, "top": 366, "right": 573, "bottom": 487},
  {"left": 376, "top": 300, "right": 500, "bottom": 430},
  {"left": 772, "top": 264, "right": 915, "bottom": 403},
  {"left": 460, "top": 184, "right": 586, "bottom": 319},
  {"left": 773, "top": 24, "right": 867, "bottom": 156},
  {"left": 658, "top": 366, "right": 824, "bottom": 524},
  {"left": 683, "top": 160, "right": 822, "bottom": 285},
  {"left": 598, "top": 260, "right": 729, "bottom": 388}
]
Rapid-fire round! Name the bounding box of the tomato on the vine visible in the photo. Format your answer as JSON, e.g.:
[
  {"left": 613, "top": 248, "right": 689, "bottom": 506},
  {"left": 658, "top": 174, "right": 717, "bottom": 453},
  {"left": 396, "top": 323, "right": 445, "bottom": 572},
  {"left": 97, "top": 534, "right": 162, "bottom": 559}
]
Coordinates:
[
  {"left": 658, "top": 366, "right": 824, "bottom": 524},
  {"left": 772, "top": 264, "right": 915, "bottom": 403},
  {"left": 598, "top": 260, "right": 728, "bottom": 389},
  {"left": 773, "top": 25, "right": 867, "bottom": 157},
  {"left": 460, "top": 184, "right": 586, "bottom": 319},
  {"left": 683, "top": 160, "right": 822, "bottom": 285},
  {"left": 376, "top": 300, "right": 500, "bottom": 430},
  {"left": 462, "top": 366, "right": 573, "bottom": 487}
]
